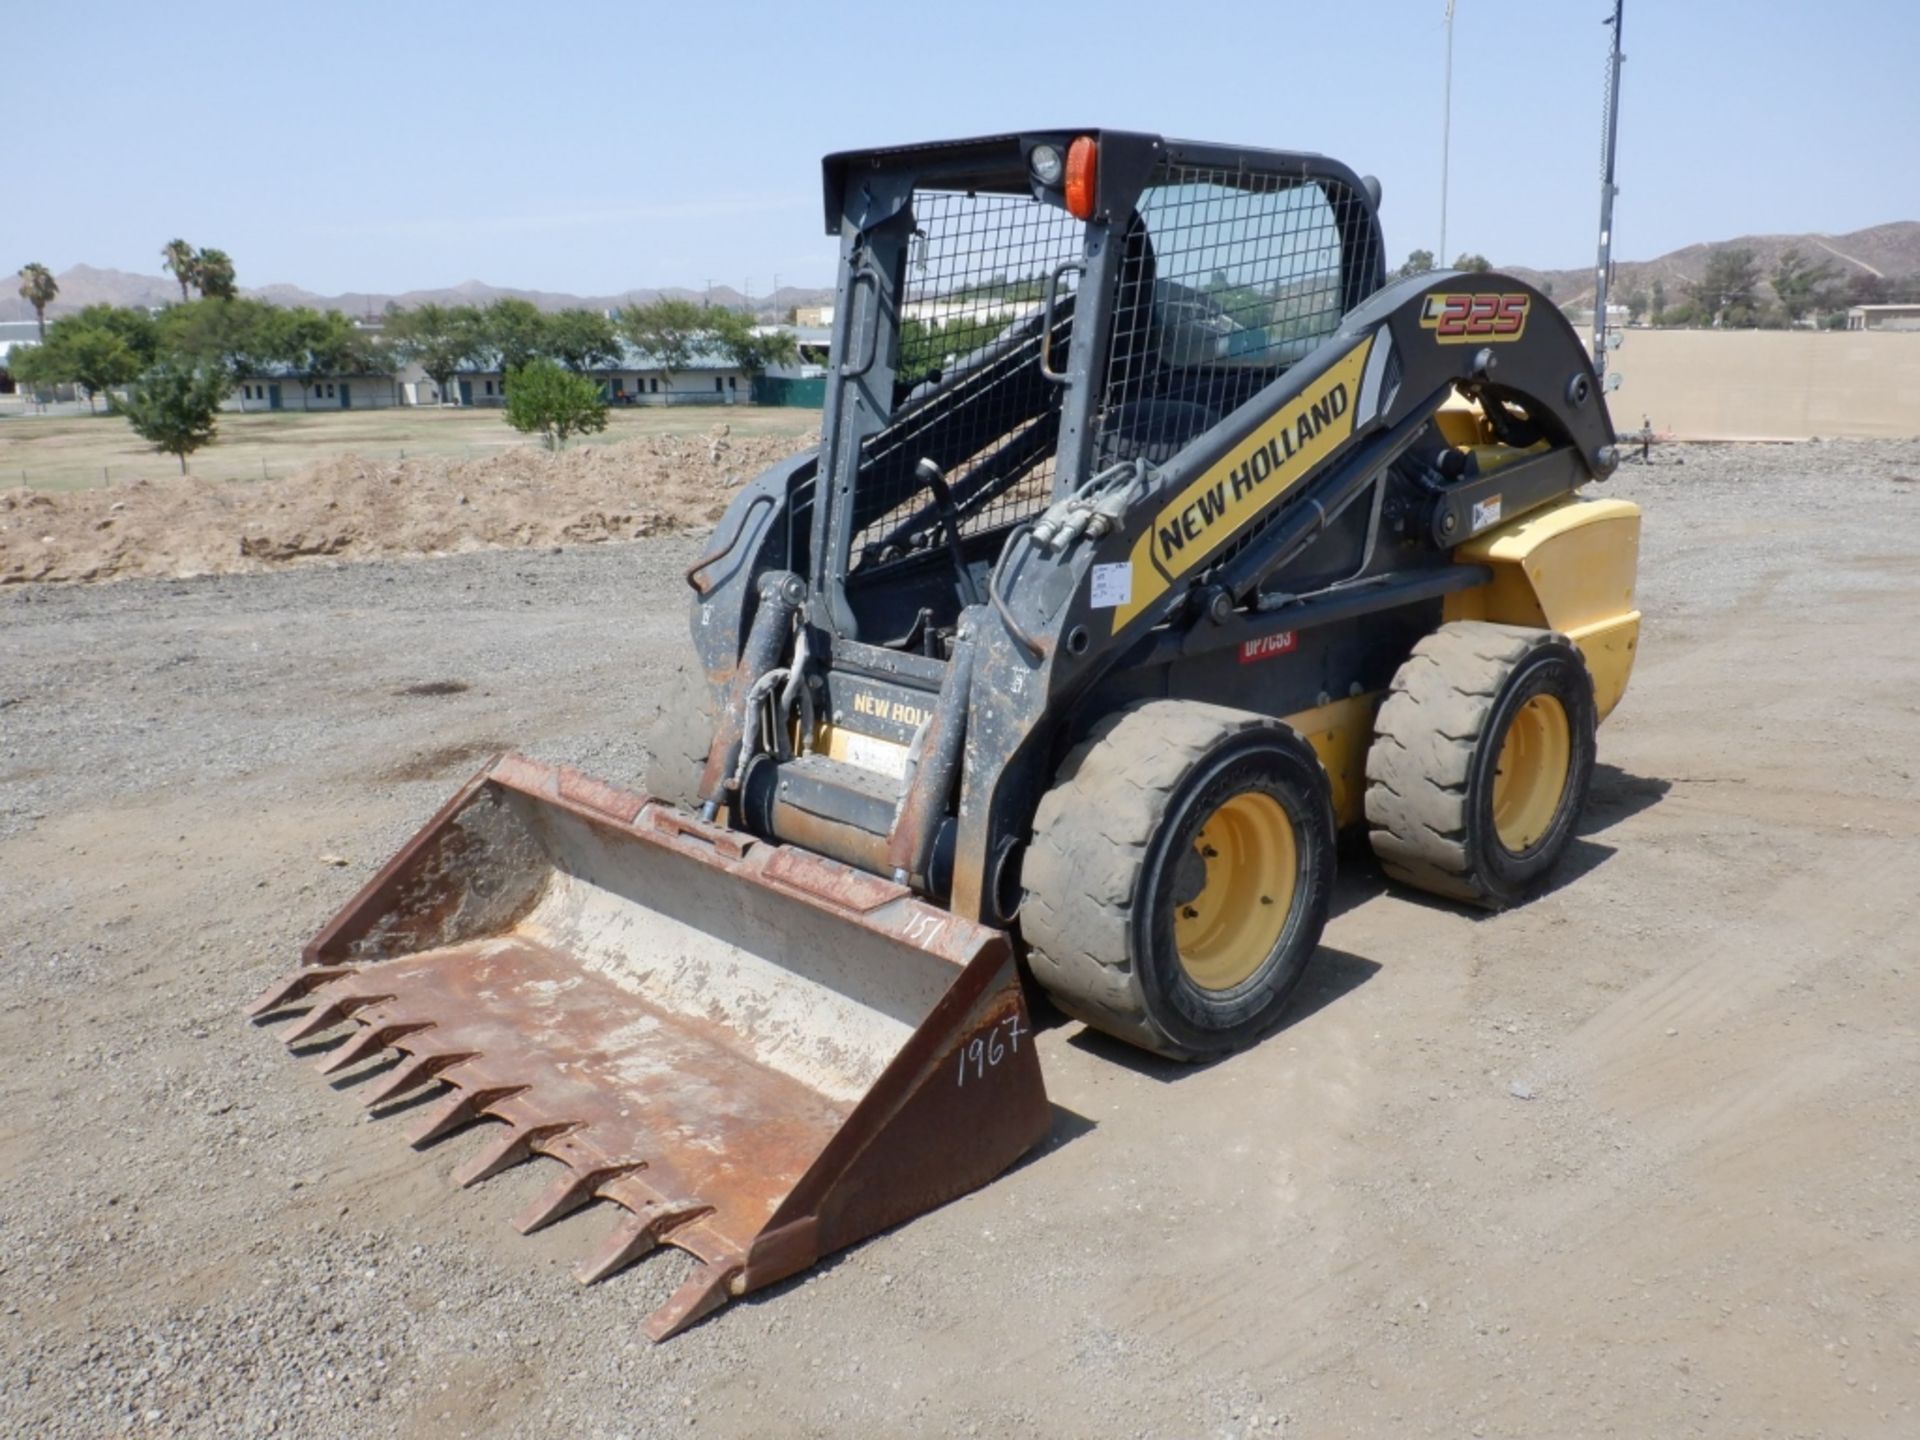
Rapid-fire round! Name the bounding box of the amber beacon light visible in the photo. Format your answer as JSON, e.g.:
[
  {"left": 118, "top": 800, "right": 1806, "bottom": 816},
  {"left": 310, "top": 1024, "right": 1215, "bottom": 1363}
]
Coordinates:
[{"left": 1065, "top": 136, "right": 1098, "bottom": 219}]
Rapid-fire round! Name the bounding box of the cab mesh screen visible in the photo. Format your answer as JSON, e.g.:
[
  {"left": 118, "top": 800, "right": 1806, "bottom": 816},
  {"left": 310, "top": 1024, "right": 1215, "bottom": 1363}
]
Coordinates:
[
  {"left": 850, "top": 190, "right": 1082, "bottom": 572},
  {"left": 1094, "top": 161, "right": 1380, "bottom": 467}
]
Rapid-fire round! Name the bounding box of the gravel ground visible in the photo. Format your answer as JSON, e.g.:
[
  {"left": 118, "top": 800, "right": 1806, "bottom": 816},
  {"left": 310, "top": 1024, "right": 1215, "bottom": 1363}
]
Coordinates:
[{"left": 2, "top": 439, "right": 1918, "bottom": 1438}]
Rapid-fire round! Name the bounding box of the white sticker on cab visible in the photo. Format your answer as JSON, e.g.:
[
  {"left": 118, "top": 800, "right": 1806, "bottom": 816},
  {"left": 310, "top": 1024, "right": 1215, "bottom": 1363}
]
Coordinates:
[
  {"left": 1089, "top": 562, "right": 1133, "bottom": 609},
  {"left": 1471, "top": 494, "right": 1503, "bottom": 532}
]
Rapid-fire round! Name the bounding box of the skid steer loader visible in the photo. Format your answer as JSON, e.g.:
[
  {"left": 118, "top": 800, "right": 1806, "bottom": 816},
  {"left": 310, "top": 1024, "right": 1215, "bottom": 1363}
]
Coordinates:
[{"left": 252, "top": 130, "right": 1641, "bottom": 1339}]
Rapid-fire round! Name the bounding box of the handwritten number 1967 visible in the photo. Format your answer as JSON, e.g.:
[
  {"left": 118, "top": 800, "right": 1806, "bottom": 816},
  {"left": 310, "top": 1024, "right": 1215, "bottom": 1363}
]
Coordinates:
[{"left": 956, "top": 1014, "right": 1028, "bottom": 1086}]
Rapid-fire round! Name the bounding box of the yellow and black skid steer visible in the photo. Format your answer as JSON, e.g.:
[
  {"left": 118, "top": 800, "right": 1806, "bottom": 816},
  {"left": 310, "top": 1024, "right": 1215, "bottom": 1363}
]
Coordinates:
[{"left": 251, "top": 129, "right": 1641, "bottom": 1339}]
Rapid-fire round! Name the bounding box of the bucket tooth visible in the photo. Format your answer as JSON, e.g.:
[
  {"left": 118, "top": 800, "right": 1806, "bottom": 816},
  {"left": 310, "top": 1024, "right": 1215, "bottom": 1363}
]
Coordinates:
[
  {"left": 575, "top": 1203, "right": 710, "bottom": 1286},
  {"left": 513, "top": 1163, "right": 641, "bottom": 1236},
  {"left": 247, "top": 966, "right": 356, "bottom": 1018},
  {"left": 284, "top": 992, "right": 392, "bottom": 1046},
  {"left": 408, "top": 1084, "right": 525, "bottom": 1149},
  {"left": 363, "top": 1050, "right": 473, "bottom": 1109},
  {"left": 453, "top": 1122, "right": 576, "bottom": 1189},
  {"left": 644, "top": 1260, "right": 743, "bottom": 1343},
  {"left": 316, "top": 1021, "right": 432, "bottom": 1077}
]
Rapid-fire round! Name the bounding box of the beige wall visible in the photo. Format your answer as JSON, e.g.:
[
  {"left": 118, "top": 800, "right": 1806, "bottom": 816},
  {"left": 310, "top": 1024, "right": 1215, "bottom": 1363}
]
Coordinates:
[{"left": 1608, "top": 330, "right": 1920, "bottom": 440}]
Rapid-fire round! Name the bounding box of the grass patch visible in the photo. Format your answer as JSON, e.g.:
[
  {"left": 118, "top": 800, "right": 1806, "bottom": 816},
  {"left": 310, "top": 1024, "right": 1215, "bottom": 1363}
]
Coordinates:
[{"left": 0, "top": 404, "right": 818, "bottom": 492}]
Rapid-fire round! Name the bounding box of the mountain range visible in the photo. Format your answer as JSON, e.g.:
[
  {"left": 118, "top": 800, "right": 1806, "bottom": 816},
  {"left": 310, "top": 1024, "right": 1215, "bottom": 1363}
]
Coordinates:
[
  {"left": 1504, "top": 221, "right": 1919, "bottom": 307},
  {"left": 8, "top": 221, "right": 1917, "bottom": 324}
]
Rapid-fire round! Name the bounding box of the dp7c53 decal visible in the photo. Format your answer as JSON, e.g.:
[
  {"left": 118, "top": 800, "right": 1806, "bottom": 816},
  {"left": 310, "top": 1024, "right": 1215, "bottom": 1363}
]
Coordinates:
[{"left": 1420, "top": 291, "right": 1531, "bottom": 344}]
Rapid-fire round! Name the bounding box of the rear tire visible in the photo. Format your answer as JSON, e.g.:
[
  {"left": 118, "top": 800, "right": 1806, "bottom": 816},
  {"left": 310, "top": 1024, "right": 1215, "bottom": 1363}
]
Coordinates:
[
  {"left": 642, "top": 673, "right": 715, "bottom": 810},
  {"left": 1365, "top": 622, "right": 1597, "bottom": 909},
  {"left": 1021, "top": 700, "right": 1336, "bottom": 1061}
]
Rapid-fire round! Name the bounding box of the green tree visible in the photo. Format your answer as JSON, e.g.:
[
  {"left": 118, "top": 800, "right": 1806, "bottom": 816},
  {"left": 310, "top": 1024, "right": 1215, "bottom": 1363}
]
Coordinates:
[
  {"left": 17, "top": 263, "right": 58, "bottom": 339},
  {"left": 119, "top": 362, "right": 226, "bottom": 472},
  {"left": 703, "top": 308, "right": 798, "bottom": 378},
  {"left": 194, "top": 247, "right": 238, "bottom": 300},
  {"left": 157, "top": 297, "right": 281, "bottom": 378},
  {"left": 1394, "top": 249, "right": 1435, "bottom": 279},
  {"left": 503, "top": 357, "right": 609, "bottom": 448},
  {"left": 66, "top": 329, "right": 140, "bottom": 411},
  {"left": 480, "top": 298, "right": 547, "bottom": 374},
  {"left": 1689, "top": 246, "right": 1760, "bottom": 327},
  {"left": 1650, "top": 278, "right": 1668, "bottom": 325},
  {"left": 7, "top": 340, "right": 56, "bottom": 395},
  {"left": 617, "top": 298, "right": 708, "bottom": 384},
  {"left": 161, "top": 239, "right": 197, "bottom": 302},
  {"left": 269, "top": 307, "right": 384, "bottom": 403},
  {"left": 541, "top": 308, "right": 621, "bottom": 372},
  {"left": 1847, "top": 272, "right": 1888, "bottom": 306},
  {"left": 12, "top": 309, "right": 151, "bottom": 410},
  {"left": 1625, "top": 289, "right": 1649, "bottom": 324},
  {"left": 1452, "top": 252, "right": 1493, "bottom": 273},
  {"left": 1770, "top": 247, "right": 1840, "bottom": 324},
  {"left": 75, "top": 304, "right": 161, "bottom": 367},
  {"left": 897, "top": 315, "right": 1008, "bottom": 387},
  {"left": 385, "top": 303, "right": 482, "bottom": 402}
]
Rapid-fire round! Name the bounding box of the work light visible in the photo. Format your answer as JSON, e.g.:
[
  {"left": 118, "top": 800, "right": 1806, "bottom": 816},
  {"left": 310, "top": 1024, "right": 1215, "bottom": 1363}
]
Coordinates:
[{"left": 1028, "top": 144, "right": 1064, "bottom": 187}]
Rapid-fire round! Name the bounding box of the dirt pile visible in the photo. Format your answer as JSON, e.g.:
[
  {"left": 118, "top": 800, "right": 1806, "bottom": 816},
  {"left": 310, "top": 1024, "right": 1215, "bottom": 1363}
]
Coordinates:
[{"left": 0, "top": 427, "right": 810, "bottom": 584}]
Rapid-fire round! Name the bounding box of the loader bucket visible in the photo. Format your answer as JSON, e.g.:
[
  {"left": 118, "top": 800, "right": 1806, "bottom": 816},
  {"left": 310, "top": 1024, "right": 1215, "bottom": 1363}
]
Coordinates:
[{"left": 248, "top": 753, "right": 1050, "bottom": 1340}]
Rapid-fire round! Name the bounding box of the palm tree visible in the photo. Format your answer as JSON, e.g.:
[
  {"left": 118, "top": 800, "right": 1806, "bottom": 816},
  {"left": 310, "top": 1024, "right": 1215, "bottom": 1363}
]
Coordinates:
[
  {"left": 161, "top": 238, "right": 197, "bottom": 301},
  {"left": 194, "top": 247, "right": 237, "bottom": 301},
  {"left": 17, "top": 263, "right": 58, "bottom": 338}
]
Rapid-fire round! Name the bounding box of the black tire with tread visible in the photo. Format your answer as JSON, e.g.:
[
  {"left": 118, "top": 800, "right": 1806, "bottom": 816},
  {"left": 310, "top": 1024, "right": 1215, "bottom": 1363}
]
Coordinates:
[
  {"left": 1365, "top": 621, "right": 1597, "bottom": 909},
  {"left": 1021, "top": 699, "right": 1336, "bottom": 1061}
]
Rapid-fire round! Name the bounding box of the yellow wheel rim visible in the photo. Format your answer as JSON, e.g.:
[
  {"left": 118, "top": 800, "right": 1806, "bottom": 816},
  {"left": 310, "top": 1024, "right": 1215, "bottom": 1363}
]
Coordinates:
[
  {"left": 1173, "top": 791, "right": 1298, "bottom": 991},
  {"left": 1491, "top": 693, "right": 1572, "bottom": 852}
]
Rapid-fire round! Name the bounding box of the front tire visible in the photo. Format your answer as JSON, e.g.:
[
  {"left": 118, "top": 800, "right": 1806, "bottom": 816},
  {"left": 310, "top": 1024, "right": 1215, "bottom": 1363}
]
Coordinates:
[{"left": 1021, "top": 701, "right": 1337, "bottom": 1061}]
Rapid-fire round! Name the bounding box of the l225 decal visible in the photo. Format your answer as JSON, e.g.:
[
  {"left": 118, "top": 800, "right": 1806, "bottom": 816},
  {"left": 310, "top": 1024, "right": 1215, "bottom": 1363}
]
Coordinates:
[{"left": 1420, "top": 291, "right": 1530, "bottom": 344}]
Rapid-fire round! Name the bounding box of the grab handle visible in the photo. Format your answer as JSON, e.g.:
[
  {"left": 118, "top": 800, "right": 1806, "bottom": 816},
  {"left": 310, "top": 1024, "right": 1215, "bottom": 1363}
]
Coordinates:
[
  {"left": 839, "top": 266, "right": 882, "bottom": 379},
  {"left": 1039, "top": 259, "right": 1086, "bottom": 384}
]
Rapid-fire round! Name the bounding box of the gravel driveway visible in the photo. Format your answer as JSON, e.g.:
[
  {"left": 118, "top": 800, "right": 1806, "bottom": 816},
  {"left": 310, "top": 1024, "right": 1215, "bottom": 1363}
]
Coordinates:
[{"left": 3, "top": 440, "right": 1917, "bottom": 1439}]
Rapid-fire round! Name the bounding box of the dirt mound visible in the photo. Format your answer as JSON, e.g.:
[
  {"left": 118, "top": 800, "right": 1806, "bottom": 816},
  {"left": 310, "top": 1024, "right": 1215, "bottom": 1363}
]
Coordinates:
[{"left": 0, "top": 428, "right": 811, "bottom": 585}]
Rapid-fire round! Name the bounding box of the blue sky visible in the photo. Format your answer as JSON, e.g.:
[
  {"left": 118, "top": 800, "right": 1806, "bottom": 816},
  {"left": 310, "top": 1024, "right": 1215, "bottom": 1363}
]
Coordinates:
[{"left": 8, "top": 0, "right": 1916, "bottom": 296}]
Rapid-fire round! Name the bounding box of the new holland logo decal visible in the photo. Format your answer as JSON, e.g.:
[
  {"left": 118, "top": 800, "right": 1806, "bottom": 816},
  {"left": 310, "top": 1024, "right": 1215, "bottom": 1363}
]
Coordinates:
[
  {"left": 1420, "top": 291, "right": 1531, "bottom": 344},
  {"left": 1105, "top": 336, "right": 1373, "bottom": 631}
]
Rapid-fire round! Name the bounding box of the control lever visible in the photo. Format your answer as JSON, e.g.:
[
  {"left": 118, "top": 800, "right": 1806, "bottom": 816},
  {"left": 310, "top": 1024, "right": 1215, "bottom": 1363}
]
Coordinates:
[{"left": 916, "top": 458, "right": 983, "bottom": 607}]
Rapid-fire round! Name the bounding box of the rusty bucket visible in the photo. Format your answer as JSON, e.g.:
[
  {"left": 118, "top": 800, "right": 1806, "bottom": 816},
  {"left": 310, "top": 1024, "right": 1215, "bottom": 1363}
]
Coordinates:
[{"left": 249, "top": 754, "right": 1049, "bottom": 1339}]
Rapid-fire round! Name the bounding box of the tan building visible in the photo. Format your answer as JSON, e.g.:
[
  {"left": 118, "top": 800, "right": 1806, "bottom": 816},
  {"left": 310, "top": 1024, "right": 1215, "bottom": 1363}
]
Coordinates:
[{"left": 1846, "top": 304, "right": 1920, "bottom": 332}]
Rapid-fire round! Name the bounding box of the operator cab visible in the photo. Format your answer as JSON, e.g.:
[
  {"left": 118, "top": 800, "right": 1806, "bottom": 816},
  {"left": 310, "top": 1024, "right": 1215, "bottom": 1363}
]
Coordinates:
[{"left": 807, "top": 130, "right": 1387, "bottom": 652}]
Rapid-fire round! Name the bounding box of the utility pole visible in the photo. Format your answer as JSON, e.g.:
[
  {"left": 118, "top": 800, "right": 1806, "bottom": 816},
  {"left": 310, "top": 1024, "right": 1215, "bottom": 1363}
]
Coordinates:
[
  {"left": 1593, "top": 0, "right": 1626, "bottom": 382},
  {"left": 1440, "top": 1, "right": 1456, "bottom": 266}
]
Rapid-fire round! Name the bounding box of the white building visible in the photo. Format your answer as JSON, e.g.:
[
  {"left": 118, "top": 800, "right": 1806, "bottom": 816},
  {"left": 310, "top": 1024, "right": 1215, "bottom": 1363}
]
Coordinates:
[
  {"left": 426, "top": 343, "right": 749, "bottom": 407},
  {"left": 226, "top": 365, "right": 403, "bottom": 412},
  {"left": 757, "top": 326, "right": 832, "bottom": 380},
  {"left": 790, "top": 298, "right": 1036, "bottom": 330}
]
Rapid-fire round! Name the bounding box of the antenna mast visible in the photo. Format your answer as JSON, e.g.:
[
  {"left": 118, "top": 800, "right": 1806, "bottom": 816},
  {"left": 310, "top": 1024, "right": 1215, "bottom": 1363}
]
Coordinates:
[
  {"left": 1440, "top": 1, "right": 1456, "bottom": 265},
  {"left": 1593, "top": 0, "right": 1626, "bottom": 382}
]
